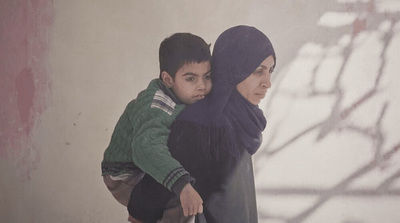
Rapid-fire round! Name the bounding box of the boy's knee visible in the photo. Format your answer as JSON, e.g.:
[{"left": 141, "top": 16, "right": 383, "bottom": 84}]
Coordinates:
[
  {"left": 103, "top": 175, "right": 122, "bottom": 190},
  {"left": 128, "top": 215, "right": 144, "bottom": 223}
]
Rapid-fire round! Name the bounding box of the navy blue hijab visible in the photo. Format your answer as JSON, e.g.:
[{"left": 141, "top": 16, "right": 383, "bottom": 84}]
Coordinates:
[{"left": 174, "top": 25, "right": 276, "bottom": 158}]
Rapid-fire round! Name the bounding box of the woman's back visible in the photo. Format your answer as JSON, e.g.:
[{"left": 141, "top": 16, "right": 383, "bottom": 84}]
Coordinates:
[{"left": 168, "top": 121, "right": 258, "bottom": 223}]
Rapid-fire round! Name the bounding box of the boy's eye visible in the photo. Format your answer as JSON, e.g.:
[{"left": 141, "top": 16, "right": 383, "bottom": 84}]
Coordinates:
[
  {"left": 186, "top": 76, "right": 196, "bottom": 82},
  {"left": 205, "top": 74, "right": 212, "bottom": 80}
]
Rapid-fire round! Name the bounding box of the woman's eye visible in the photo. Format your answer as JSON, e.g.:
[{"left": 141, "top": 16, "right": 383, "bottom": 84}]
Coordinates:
[
  {"left": 269, "top": 68, "right": 274, "bottom": 74},
  {"left": 254, "top": 69, "right": 264, "bottom": 75}
]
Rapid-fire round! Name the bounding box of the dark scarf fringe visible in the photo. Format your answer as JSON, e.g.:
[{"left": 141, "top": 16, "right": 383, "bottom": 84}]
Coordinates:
[{"left": 169, "top": 120, "right": 241, "bottom": 161}]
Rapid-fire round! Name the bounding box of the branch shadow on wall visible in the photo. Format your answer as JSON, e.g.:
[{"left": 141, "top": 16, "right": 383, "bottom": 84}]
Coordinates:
[{"left": 255, "top": 1, "right": 400, "bottom": 222}]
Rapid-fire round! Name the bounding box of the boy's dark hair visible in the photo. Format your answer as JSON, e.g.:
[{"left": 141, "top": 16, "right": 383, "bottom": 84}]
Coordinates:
[{"left": 159, "top": 33, "right": 211, "bottom": 79}]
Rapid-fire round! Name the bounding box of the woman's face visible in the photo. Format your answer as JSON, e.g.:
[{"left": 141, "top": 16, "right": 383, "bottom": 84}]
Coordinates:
[{"left": 236, "top": 55, "right": 275, "bottom": 105}]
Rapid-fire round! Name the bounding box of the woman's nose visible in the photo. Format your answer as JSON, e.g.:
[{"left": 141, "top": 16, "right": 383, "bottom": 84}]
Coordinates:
[{"left": 261, "top": 75, "right": 271, "bottom": 89}]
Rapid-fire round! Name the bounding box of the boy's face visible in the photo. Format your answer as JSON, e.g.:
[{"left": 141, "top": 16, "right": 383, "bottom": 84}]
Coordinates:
[{"left": 162, "top": 61, "right": 212, "bottom": 104}]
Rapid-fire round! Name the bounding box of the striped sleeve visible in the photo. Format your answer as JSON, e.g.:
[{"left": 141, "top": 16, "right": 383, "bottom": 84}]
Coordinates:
[{"left": 151, "top": 89, "right": 176, "bottom": 115}]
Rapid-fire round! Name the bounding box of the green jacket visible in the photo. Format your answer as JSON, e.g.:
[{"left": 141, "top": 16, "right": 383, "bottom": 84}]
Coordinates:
[{"left": 102, "top": 79, "right": 191, "bottom": 191}]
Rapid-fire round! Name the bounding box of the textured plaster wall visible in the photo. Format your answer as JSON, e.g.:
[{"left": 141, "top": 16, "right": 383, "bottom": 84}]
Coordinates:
[{"left": 1, "top": 0, "right": 399, "bottom": 223}]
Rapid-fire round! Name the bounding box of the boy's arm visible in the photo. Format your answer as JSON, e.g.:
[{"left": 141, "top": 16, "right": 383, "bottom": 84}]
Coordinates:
[
  {"left": 131, "top": 107, "right": 203, "bottom": 216},
  {"left": 131, "top": 107, "right": 190, "bottom": 190}
]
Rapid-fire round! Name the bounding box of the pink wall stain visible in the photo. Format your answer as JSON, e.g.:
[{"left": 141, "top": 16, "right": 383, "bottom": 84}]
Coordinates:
[
  {"left": 0, "top": 0, "right": 54, "bottom": 179},
  {"left": 346, "top": 0, "right": 375, "bottom": 36},
  {"left": 16, "top": 68, "right": 36, "bottom": 132},
  {"left": 352, "top": 18, "right": 367, "bottom": 36}
]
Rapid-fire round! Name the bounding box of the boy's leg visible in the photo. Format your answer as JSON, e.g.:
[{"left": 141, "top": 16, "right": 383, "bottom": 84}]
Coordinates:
[
  {"left": 103, "top": 173, "right": 144, "bottom": 206},
  {"left": 159, "top": 196, "right": 194, "bottom": 223},
  {"left": 128, "top": 215, "right": 144, "bottom": 223},
  {"left": 128, "top": 174, "right": 172, "bottom": 222}
]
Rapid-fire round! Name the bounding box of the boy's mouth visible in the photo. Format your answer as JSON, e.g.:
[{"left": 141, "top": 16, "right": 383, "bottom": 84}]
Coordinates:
[{"left": 194, "top": 95, "right": 205, "bottom": 100}]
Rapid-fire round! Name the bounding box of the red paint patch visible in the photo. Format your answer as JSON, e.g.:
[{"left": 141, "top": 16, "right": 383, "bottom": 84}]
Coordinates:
[
  {"left": 0, "top": 0, "right": 54, "bottom": 179},
  {"left": 353, "top": 18, "right": 367, "bottom": 36},
  {"left": 16, "top": 68, "right": 36, "bottom": 133}
]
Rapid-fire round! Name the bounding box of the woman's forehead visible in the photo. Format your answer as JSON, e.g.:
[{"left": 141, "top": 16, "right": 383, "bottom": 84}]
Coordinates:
[{"left": 259, "top": 55, "right": 275, "bottom": 68}]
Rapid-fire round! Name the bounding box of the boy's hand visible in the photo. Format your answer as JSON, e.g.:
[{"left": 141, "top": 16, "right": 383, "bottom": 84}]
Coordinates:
[{"left": 180, "top": 183, "right": 203, "bottom": 217}]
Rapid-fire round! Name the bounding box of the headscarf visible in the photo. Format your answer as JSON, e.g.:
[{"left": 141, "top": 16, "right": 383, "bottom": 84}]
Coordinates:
[{"left": 172, "top": 25, "right": 276, "bottom": 158}]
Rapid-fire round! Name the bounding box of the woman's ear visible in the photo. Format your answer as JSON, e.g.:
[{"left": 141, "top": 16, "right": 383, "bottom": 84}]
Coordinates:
[{"left": 161, "top": 71, "right": 174, "bottom": 88}]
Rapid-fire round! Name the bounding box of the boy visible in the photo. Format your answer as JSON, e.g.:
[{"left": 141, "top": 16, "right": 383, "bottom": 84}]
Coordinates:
[{"left": 101, "top": 33, "right": 211, "bottom": 220}]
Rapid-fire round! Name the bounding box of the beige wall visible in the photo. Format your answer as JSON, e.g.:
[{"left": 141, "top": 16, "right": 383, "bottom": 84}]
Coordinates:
[{"left": 1, "top": 0, "right": 399, "bottom": 222}]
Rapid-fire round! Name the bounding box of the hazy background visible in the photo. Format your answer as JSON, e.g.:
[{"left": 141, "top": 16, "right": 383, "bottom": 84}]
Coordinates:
[{"left": 1, "top": 0, "right": 399, "bottom": 222}]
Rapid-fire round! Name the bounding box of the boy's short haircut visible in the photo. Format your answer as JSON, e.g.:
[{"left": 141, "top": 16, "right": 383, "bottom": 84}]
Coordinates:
[{"left": 159, "top": 33, "right": 211, "bottom": 79}]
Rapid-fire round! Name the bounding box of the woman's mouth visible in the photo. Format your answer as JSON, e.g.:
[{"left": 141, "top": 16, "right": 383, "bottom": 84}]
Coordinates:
[{"left": 256, "top": 93, "right": 266, "bottom": 99}]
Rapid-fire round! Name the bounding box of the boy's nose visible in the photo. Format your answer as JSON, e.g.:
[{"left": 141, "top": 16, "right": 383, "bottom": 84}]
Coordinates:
[{"left": 197, "top": 79, "right": 206, "bottom": 90}]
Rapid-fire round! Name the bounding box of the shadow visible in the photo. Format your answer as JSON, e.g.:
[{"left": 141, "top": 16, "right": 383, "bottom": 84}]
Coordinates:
[
  {"left": 257, "top": 0, "right": 399, "bottom": 158},
  {"left": 255, "top": 0, "right": 400, "bottom": 222},
  {"left": 286, "top": 142, "right": 400, "bottom": 223}
]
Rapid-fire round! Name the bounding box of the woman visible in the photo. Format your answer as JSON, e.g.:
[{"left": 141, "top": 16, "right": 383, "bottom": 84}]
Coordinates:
[
  {"left": 167, "top": 25, "right": 275, "bottom": 222},
  {"left": 129, "top": 25, "right": 276, "bottom": 223}
]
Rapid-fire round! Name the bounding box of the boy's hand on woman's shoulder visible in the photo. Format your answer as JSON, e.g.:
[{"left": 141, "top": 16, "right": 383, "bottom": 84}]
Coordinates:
[{"left": 180, "top": 183, "right": 203, "bottom": 217}]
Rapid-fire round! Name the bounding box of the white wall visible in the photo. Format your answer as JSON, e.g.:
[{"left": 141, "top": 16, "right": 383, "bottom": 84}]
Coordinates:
[{"left": 1, "top": 0, "right": 399, "bottom": 222}]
